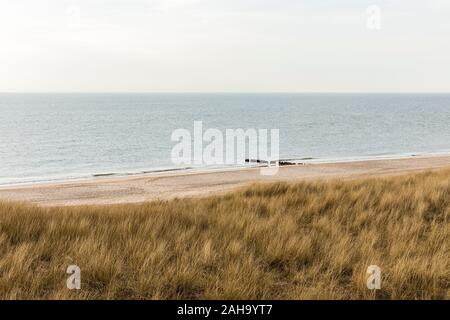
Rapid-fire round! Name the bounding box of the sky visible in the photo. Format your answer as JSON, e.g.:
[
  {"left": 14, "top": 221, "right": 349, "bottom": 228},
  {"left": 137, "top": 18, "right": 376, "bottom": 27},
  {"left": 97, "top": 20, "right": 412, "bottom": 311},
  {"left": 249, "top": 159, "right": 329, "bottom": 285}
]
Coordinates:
[{"left": 1, "top": 0, "right": 450, "bottom": 93}]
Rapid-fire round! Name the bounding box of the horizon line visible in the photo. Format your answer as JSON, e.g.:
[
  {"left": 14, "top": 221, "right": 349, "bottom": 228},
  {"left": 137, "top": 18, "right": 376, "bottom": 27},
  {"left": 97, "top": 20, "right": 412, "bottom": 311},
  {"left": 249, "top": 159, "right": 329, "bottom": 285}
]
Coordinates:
[{"left": 1, "top": 91, "right": 450, "bottom": 95}]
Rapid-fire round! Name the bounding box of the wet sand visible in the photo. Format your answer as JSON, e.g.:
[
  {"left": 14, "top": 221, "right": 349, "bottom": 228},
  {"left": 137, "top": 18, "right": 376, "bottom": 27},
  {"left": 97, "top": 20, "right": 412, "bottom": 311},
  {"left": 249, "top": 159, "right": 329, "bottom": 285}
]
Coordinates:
[{"left": 0, "top": 155, "right": 449, "bottom": 206}]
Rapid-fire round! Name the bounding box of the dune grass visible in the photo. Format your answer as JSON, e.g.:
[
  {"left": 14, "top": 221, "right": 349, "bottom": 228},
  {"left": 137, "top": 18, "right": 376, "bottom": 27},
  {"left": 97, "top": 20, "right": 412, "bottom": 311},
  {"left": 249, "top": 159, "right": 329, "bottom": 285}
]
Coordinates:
[{"left": 0, "top": 169, "right": 448, "bottom": 299}]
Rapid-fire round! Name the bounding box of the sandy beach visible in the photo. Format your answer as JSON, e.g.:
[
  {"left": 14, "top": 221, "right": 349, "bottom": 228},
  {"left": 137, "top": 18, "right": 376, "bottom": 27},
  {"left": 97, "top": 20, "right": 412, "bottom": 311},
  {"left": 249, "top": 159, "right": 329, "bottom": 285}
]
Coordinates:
[{"left": 0, "top": 155, "right": 448, "bottom": 207}]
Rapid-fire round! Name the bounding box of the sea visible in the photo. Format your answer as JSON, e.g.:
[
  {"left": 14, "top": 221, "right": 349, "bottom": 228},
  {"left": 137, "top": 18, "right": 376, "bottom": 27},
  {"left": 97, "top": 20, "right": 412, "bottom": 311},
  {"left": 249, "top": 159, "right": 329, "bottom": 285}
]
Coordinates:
[{"left": 1, "top": 93, "right": 449, "bottom": 185}]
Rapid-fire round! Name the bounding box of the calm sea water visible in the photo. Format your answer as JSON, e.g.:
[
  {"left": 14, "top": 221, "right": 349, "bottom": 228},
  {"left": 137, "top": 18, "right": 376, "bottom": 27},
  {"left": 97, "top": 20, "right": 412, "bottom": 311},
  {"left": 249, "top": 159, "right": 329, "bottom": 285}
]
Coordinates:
[{"left": 1, "top": 93, "right": 449, "bottom": 185}]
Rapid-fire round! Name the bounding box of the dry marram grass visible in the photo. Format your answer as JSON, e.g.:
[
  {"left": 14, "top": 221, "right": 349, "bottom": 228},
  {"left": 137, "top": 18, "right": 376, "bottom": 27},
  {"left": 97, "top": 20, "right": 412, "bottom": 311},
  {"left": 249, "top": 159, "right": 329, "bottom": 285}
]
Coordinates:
[{"left": 0, "top": 169, "right": 449, "bottom": 299}]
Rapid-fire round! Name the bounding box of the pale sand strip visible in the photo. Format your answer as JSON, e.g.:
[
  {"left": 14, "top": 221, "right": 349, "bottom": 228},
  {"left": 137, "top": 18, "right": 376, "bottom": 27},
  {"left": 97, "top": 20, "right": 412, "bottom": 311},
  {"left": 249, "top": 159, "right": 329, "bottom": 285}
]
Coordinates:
[{"left": 0, "top": 155, "right": 449, "bottom": 207}]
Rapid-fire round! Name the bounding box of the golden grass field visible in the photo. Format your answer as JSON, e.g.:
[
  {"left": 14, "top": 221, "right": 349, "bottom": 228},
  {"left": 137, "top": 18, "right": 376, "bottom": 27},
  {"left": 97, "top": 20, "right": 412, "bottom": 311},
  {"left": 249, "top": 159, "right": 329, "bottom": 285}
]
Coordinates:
[{"left": 0, "top": 169, "right": 448, "bottom": 299}]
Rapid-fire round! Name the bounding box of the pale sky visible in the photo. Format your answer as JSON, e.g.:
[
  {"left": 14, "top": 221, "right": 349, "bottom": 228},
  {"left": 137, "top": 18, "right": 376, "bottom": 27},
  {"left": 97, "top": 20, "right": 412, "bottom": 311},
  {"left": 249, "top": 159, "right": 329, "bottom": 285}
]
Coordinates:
[{"left": 1, "top": 0, "right": 450, "bottom": 92}]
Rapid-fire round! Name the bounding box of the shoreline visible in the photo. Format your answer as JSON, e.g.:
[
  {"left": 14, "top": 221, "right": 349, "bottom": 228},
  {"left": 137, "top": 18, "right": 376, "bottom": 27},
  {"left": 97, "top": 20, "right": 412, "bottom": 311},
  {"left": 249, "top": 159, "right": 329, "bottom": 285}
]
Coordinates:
[
  {"left": 0, "top": 154, "right": 449, "bottom": 207},
  {"left": 1, "top": 151, "right": 449, "bottom": 188}
]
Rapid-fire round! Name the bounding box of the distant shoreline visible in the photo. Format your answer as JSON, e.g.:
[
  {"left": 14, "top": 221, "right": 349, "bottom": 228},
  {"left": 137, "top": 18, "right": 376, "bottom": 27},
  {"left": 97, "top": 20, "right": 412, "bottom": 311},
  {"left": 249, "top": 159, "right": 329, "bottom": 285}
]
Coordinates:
[
  {"left": 1, "top": 151, "right": 449, "bottom": 188},
  {"left": 0, "top": 154, "right": 449, "bottom": 207}
]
